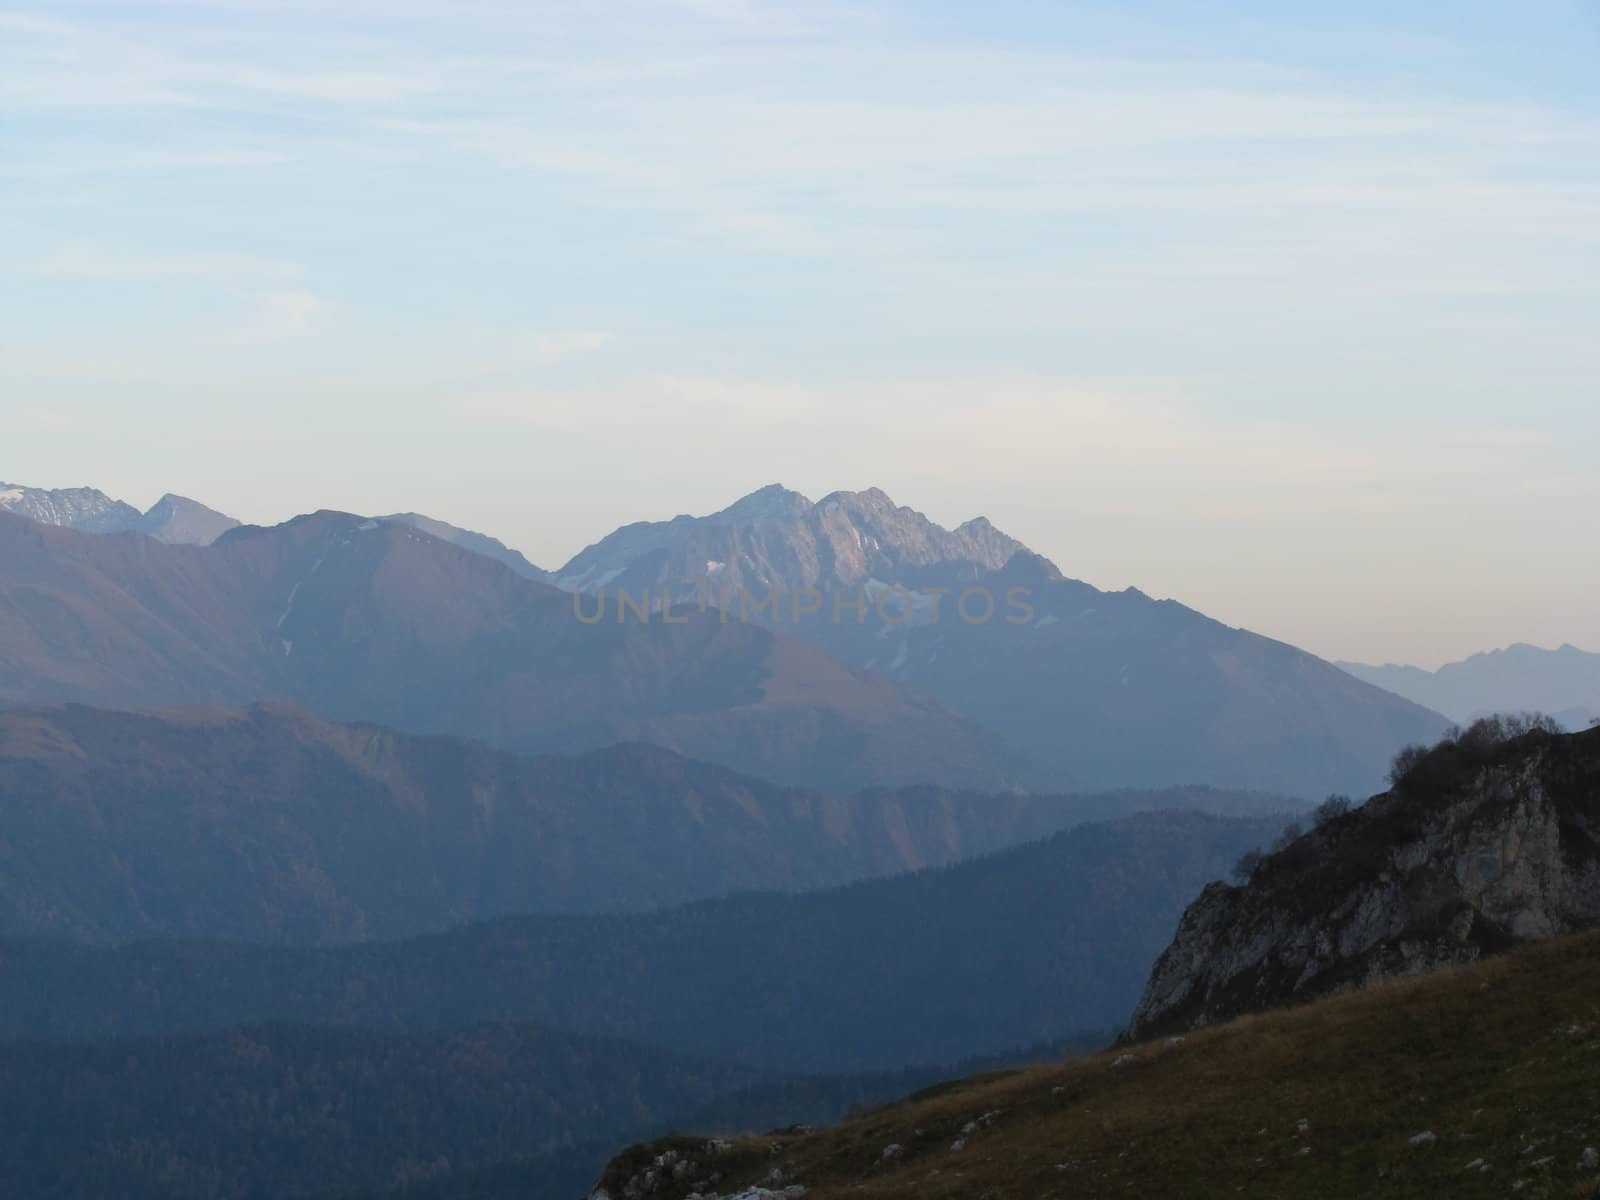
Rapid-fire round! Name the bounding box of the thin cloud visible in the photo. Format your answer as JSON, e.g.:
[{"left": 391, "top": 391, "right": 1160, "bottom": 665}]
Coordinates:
[
  {"left": 450, "top": 374, "right": 815, "bottom": 433},
  {"left": 236, "top": 290, "right": 326, "bottom": 342},
  {"left": 36, "top": 245, "right": 302, "bottom": 280},
  {"left": 528, "top": 331, "right": 614, "bottom": 359},
  {"left": 229, "top": 68, "right": 441, "bottom": 105},
  {"left": 448, "top": 372, "right": 1583, "bottom": 522}
]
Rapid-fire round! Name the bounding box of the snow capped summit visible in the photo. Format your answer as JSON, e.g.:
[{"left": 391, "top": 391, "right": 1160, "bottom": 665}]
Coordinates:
[
  {"left": 0, "top": 482, "right": 237, "bottom": 544},
  {"left": 0, "top": 481, "right": 143, "bottom": 533}
]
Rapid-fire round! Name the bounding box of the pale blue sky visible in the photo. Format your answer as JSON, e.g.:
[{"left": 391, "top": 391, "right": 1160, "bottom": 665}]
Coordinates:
[{"left": 4, "top": 1, "right": 1598, "bottom": 665}]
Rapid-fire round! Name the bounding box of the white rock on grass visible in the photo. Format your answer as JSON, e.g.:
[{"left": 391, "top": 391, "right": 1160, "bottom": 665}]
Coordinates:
[{"left": 1408, "top": 1131, "right": 1438, "bottom": 1148}]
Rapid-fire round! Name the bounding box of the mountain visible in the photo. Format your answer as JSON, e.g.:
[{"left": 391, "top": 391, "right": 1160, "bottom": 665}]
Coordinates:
[
  {"left": 0, "top": 809, "right": 1286, "bottom": 1070},
  {"left": 0, "top": 481, "right": 142, "bottom": 532},
  {"left": 1340, "top": 643, "right": 1600, "bottom": 730},
  {"left": 554, "top": 484, "right": 1022, "bottom": 596},
  {"left": 804, "top": 552, "right": 1452, "bottom": 799},
  {"left": 0, "top": 481, "right": 237, "bottom": 544},
  {"left": 378, "top": 512, "right": 549, "bottom": 581},
  {"left": 1125, "top": 718, "right": 1600, "bottom": 1040},
  {"left": 135, "top": 493, "right": 240, "bottom": 544},
  {"left": 594, "top": 925, "right": 1600, "bottom": 1200},
  {"left": 555, "top": 485, "right": 1452, "bottom": 798},
  {"left": 0, "top": 703, "right": 1290, "bottom": 944},
  {"left": 0, "top": 509, "right": 1060, "bottom": 792}
]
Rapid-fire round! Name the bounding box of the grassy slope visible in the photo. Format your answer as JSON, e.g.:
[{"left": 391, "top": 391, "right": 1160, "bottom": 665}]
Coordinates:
[{"left": 601, "top": 927, "right": 1600, "bottom": 1200}]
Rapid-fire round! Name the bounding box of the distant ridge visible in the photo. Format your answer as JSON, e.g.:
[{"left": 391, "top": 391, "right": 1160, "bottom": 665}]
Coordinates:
[
  {"left": 553, "top": 483, "right": 1451, "bottom": 798},
  {"left": 0, "top": 701, "right": 1266, "bottom": 943},
  {"left": 0, "top": 480, "right": 237, "bottom": 544},
  {"left": 1, "top": 479, "right": 1455, "bottom": 796},
  {"left": 0, "top": 807, "right": 1290, "bottom": 1067},
  {"left": 377, "top": 512, "right": 549, "bottom": 581},
  {"left": 1340, "top": 643, "right": 1600, "bottom": 729},
  {"left": 0, "top": 509, "right": 1062, "bottom": 793}
]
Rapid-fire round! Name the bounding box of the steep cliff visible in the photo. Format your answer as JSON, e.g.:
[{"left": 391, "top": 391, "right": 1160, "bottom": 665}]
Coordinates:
[{"left": 1125, "top": 721, "right": 1600, "bottom": 1039}]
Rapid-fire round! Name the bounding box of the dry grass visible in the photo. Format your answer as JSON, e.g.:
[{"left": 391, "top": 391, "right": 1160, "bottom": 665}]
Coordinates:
[{"left": 603, "top": 928, "right": 1600, "bottom": 1199}]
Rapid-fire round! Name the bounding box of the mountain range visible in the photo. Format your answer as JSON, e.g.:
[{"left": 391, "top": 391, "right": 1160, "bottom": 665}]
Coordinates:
[
  {"left": 0, "top": 702, "right": 1289, "bottom": 943},
  {"left": 1340, "top": 642, "right": 1600, "bottom": 730},
  {"left": 0, "top": 481, "right": 239, "bottom": 544},
  {"left": 0, "top": 808, "right": 1286, "bottom": 1070},
  {"left": 4, "top": 474, "right": 1591, "bottom": 1200},
  {"left": 0, "top": 479, "right": 1456, "bottom": 797},
  {"left": 551, "top": 484, "right": 1451, "bottom": 798},
  {"left": 0, "top": 479, "right": 552, "bottom": 574},
  {"left": 0, "top": 509, "right": 1055, "bottom": 792}
]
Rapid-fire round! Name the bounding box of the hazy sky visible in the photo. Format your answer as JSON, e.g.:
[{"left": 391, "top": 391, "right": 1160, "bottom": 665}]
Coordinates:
[{"left": 4, "top": 1, "right": 1598, "bottom": 667}]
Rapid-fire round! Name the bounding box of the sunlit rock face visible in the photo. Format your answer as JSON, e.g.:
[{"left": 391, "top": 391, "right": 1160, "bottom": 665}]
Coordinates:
[{"left": 1126, "top": 725, "right": 1600, "bottom": 1040}]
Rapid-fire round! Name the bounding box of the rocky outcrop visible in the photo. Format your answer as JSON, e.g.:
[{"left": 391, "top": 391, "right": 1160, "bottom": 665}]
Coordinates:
[
  {"left": 1125, "top": 724, "right": 1600, "bottom": 1040},
  {"left": 589, "top": 1138, "right": 806, "bottom": 1200}
]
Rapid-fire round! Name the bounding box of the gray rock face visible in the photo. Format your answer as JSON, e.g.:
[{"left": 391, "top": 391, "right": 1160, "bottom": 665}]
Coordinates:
[
  {"left": 554, "top": 484, "right": 1024, "bottom": 598},
  {"left": 1125, "top": 727, "right": 1600, "bottom": 1040},
  {"left": 138, "top": 494, "right": 240, "bottom": 544},
  {"left": 0, "top": 482, "right": 237, "bottom": 544},
  {"left": 0, "top": 481, "right": 142, "bottom": 532}
]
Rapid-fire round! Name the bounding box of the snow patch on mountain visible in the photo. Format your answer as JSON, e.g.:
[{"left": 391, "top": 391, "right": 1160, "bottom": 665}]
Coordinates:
[{"left": 0, "top": 482, "right": 237, "bottom": 544}]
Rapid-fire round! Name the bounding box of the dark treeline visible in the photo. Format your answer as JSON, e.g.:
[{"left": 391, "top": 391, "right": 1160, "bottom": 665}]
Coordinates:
[
  {"left": 0, "top": 1023, "right": 1101, "bottom": 1200},
  {"left": 0, "top": 811, "right": 1283, "bottom": 1073}
]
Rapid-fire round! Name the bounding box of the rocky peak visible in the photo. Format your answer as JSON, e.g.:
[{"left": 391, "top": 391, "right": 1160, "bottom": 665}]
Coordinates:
[
  {"left": 0, "top": 481, "right": 238, "bottom": 544},
  {"left": 555, "top": 485, "right": 1036, "bottom": 597},
  {"left": 0, "top": 481, "right": 143, "bottom": 533},
  {"left": 139, "top": 493, "right": 240, "bottom": 545},
  {"left": 713, "top": 484, "right": 814, "bottom": 525},
  {"left": 1124, "top": 720, "right": 1600, "bottom": 1041}
]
